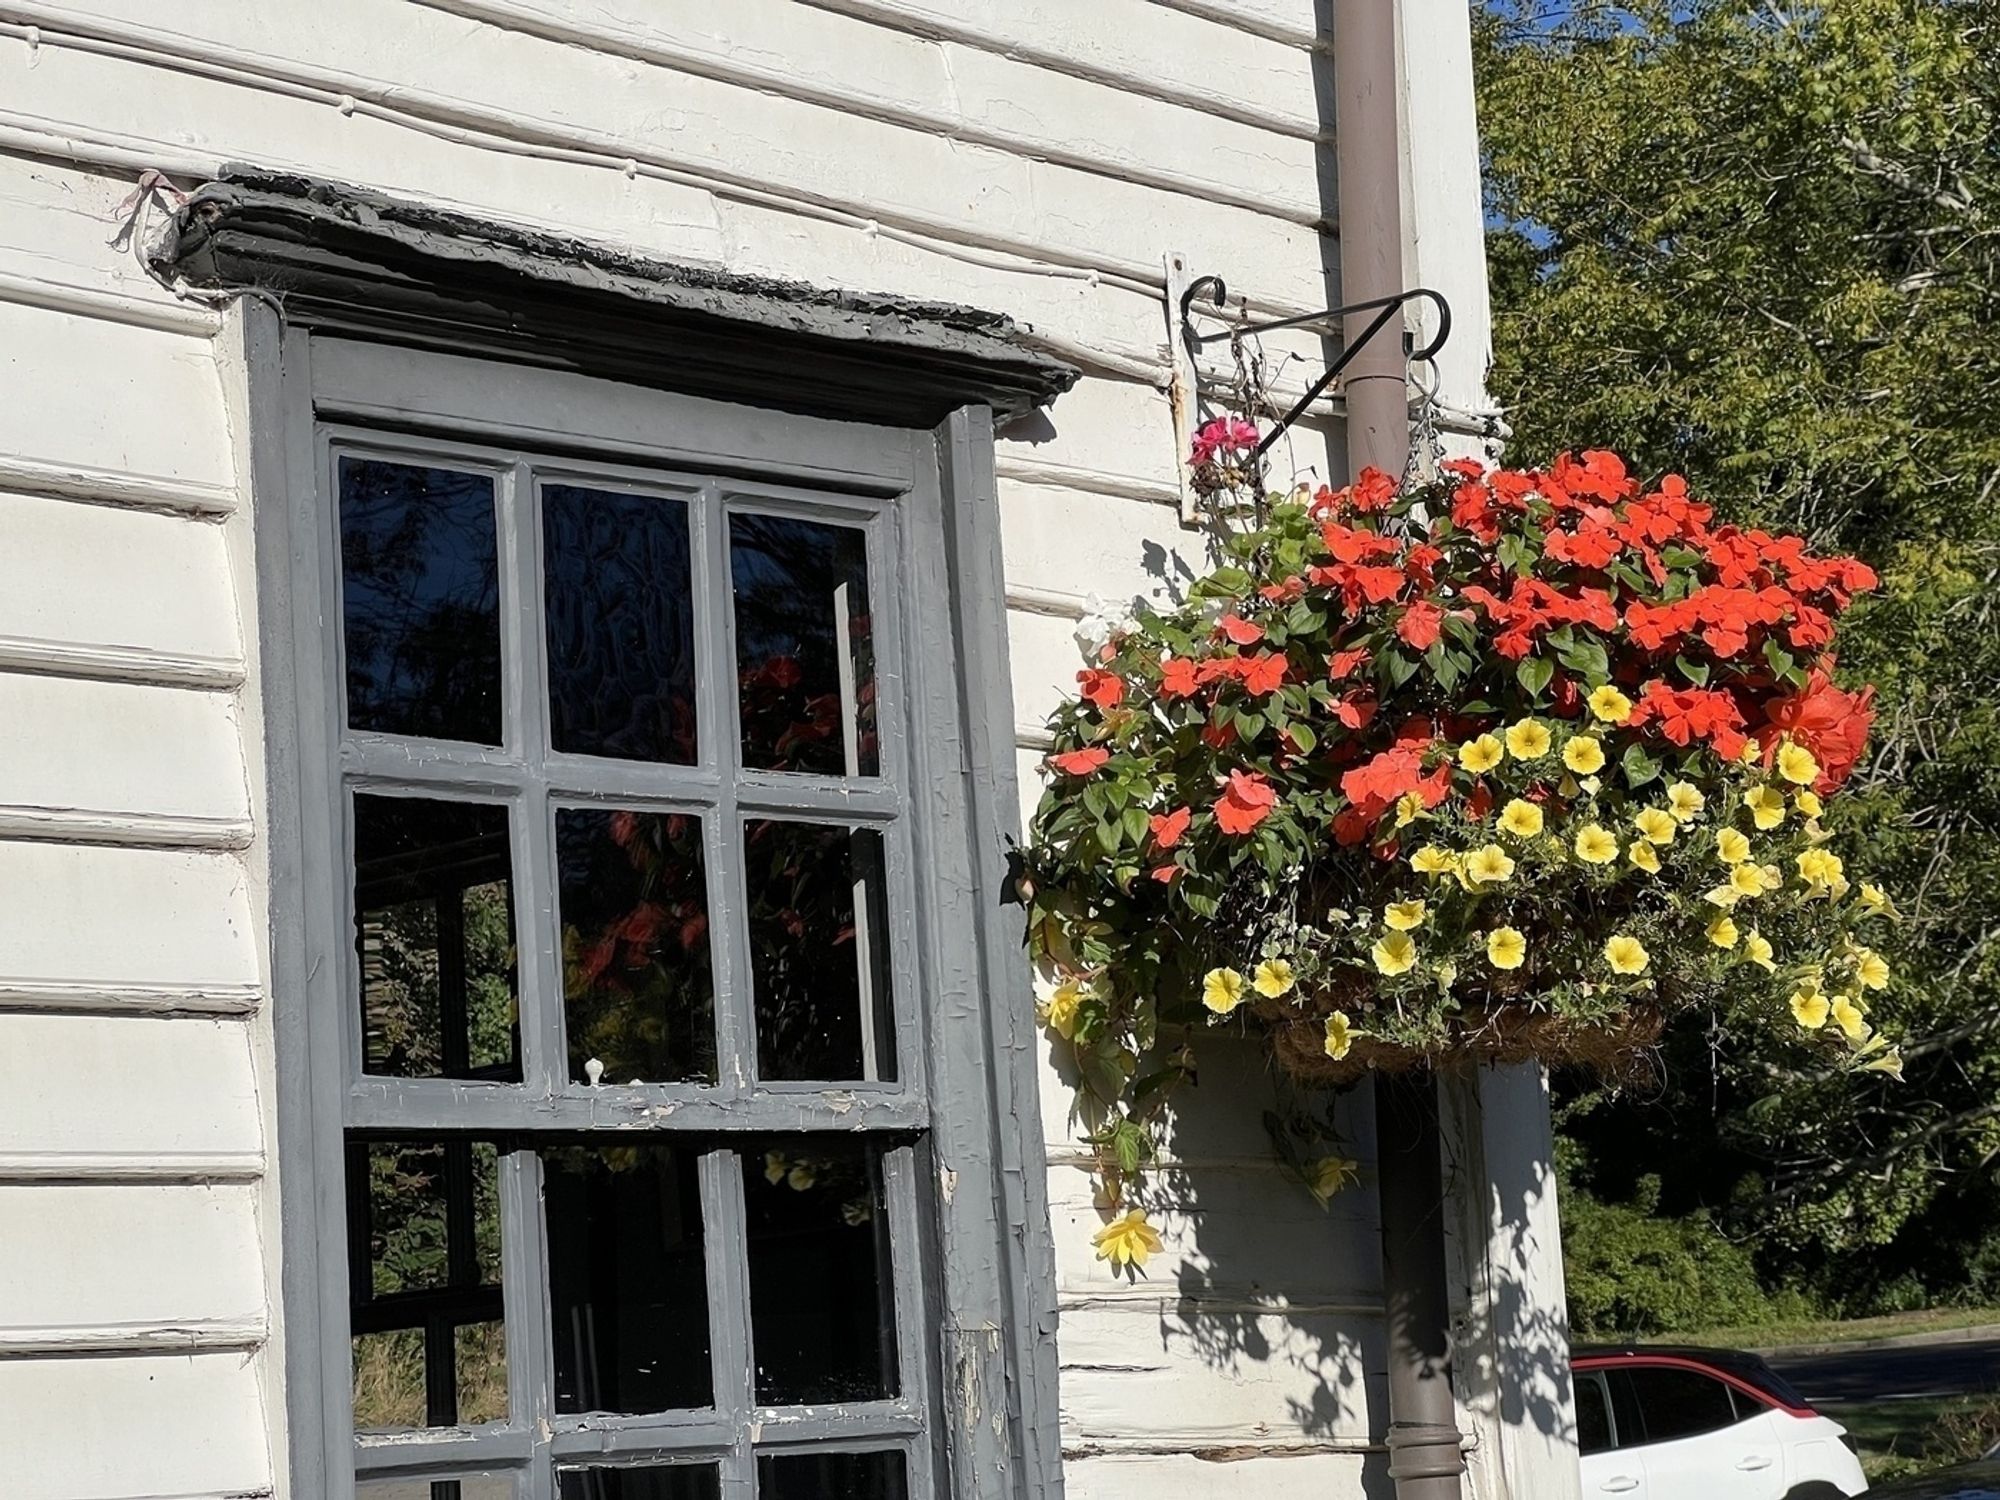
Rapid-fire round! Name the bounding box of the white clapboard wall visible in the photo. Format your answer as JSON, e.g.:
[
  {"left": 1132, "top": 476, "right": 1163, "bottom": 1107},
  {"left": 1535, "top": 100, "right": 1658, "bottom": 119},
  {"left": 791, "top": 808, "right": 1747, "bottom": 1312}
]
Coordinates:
[{"left": 0, "top": 2, "right": 1564, "bottom": 1498}]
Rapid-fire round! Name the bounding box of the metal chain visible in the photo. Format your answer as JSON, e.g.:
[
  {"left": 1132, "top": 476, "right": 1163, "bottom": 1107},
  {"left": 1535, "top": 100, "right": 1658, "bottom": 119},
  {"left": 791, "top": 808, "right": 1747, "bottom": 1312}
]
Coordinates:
[{"left": 1405, "top": 353, "right": 1447, "bottom": 487}]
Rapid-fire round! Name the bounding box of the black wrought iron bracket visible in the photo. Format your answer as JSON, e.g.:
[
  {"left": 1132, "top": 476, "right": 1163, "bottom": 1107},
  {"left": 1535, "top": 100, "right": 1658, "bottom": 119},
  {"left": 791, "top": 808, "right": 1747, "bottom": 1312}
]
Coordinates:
[{"left": 1178, "top": 277, "right": 1453, "bottom": 462}]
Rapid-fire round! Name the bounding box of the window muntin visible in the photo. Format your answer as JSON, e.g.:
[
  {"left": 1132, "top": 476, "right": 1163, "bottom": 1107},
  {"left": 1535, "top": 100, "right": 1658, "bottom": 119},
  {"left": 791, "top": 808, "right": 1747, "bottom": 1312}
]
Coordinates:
[{"left": 324, "top": 432, "right": 932, "bottom": 1498}]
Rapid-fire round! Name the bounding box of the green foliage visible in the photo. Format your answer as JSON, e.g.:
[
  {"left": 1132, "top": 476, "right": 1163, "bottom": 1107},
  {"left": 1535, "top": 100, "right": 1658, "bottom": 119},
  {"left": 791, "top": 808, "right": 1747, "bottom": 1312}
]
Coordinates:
[{"left": 1477, "top": 0, "right": 2000, "bottom": 1301}]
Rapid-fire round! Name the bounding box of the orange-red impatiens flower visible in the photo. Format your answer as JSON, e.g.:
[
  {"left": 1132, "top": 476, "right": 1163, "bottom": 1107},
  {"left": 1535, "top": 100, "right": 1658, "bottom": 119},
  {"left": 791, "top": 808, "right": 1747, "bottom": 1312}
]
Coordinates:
[
  {"left": 1396, "top": 600, "right": 1444, "bottom": 651},
  {"left": 1214, "top": 769, "right": 1278, "bottom": 835},
  {"left": 1158, "top": 656, "right": 1199, "bottom": 699},
  {"left": 1149, "top": 805, "right": 1192, "bottom": 848},
  {"left": 1758, "top": 669, "right": 1875, "bottom": 792},
  {"left": 1078, "top": 668, "right": 1125, "bottom": 710},
  {"left": 1049, "top": 747, "right": 1109, "bottom": 776},
  {"left": 1329, "top": 647, "right": 1370, "bottom": 680},
  {"left": 1238, "top": 651, "right": 1288, "bottom": 696},
  {"left": 1216, "top": 613, "right": 1263, "bottom": 645}
]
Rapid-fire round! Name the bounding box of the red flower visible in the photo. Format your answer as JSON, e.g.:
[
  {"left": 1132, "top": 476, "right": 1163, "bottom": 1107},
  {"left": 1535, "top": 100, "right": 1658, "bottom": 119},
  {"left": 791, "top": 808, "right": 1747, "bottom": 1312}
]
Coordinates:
[
  {"left": 1544, "top": 521, "right": 1623, "bottom": 570},
  {"left": 1158, "top": 656, "right": 1200, "bottom": 699},
  {"left": 1259, "top": 574, "right": 1305, "bottom": 604},
  {"left": 1451, "top": 481, "right": 1502, "bottom": 542},
  {"left": 1149, "top": 805, "right": 1192, "bottom": 848},
  {"left": 1078, "top": 668, "right": 1125, "bottom": 710},
  {"left": 1321, "top": 522, "right": 1402, "bottom": 564},
  {"left": 1215, "top": 769, "right": 1278, "bottom": 835},
  {"left": 1201, "top": 720, "right": 1237, "bottom": 750},
  {"left": 1049, "top": 747, "right": 1109, "bottom": 776},
  {"left": 1758, "top": 669, "right": 1874, "bottom": 792},
  {"left": 1395, "top": 600, "right": 1444, "bottom": 651},
  {"left": 1148, "top": 864, "right": 1181, "bottom": 883},
  {"left": 1238, "top": 651, "right": 1288, "bottom": 696},
  {"left": 1335, "top": 690, "right": 1378, "bottom": 729},
  {"left": 1329, "top": 646, "right": 1371, "bottom": 680},
  {"left": 1190, "top": 416, "right": 1259, "bottom": 467},
  {"left": 1216, "top": 613, "right": 1264, "bottom": 645},
  {"left": 1350, "top": 466, "right": 1399, "bottom": 512}
]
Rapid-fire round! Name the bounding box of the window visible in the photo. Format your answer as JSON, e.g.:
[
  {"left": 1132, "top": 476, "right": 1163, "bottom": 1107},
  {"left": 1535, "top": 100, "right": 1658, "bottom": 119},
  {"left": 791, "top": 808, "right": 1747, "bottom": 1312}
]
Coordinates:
[
  {"left": 264, "top": 336, "right": 1053, "bottom": 1500},
  {"left": 1574, "top": 1371, "right": 1613, "bottom": 1455},
  {"left": 1622, "top": 1366, "right": 1742, "bottom": 1445}
]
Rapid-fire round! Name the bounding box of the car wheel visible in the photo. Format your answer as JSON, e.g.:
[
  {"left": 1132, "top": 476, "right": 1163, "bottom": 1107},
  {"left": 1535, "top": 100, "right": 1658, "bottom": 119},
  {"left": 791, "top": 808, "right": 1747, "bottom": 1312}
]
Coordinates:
[{"left": 1782, "top": 1485, "right": 1850, "bottom": 1500}]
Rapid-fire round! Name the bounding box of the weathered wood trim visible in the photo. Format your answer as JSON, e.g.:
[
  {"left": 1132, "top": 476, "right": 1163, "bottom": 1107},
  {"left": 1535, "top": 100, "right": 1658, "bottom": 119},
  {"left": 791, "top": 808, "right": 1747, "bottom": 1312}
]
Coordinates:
[
  {"left": 1004, "top": 586, "right": 1089, "bottom": 622},
  {"left": 0, "top": 454, "right": 237, "bottom": 517},
  {"left": 0, "top": 1317, "right": 267, "bottom": 1356},
  {"left": 0, "top": 635, "right": 245, "bottom": 691},
  {"left": 993, "top": 453, "right": 1183, "bottom": 509},
  {"left": 0, "top": 1151, "right": 265, "bottom": 1183},
  {"left": 154, "top": 175, "right": 1080, "bottom": 426},
  {"left": 0, "top": 806, "right": 255, "bottom": 852},
  {"left": 0, "top": 978, "right": 262, "bottom": 1017}
]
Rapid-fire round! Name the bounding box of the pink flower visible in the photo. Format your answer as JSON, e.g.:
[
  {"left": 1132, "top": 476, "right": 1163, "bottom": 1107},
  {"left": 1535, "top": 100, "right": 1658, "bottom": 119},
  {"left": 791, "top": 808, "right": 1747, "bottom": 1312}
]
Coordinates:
[{"left": 1190, "top": 417, "right": 1260, "bottom": 467}]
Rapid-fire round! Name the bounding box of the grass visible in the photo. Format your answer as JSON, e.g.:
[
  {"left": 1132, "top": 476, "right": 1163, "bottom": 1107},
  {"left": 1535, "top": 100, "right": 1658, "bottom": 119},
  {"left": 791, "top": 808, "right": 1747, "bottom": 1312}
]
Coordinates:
[
  {"left": 1668, "top": 1304, "right": 2000, "bottom": 1352},
  {"left": 1821, "top": 1392, "right": 2000, "bottom": 1483}
]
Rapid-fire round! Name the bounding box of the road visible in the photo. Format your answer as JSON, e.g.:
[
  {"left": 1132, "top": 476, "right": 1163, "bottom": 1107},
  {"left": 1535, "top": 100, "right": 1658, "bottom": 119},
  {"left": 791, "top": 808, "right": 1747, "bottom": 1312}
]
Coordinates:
[{"left": 1766, "top": 1333, "right": 2000, "bottom": 1405}]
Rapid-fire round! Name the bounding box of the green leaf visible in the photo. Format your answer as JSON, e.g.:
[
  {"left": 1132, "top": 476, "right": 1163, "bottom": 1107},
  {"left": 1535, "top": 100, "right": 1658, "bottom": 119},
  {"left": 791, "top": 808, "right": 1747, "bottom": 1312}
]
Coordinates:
[
  {"left": 1556, "top": 636, "right": 1610, "bottom": 681},
  {"left": 1384, "top": 649, "right": 1420, "bottom": 688},
  {"left": 1111, "top": 1118, "right": 1149, "bottom": 1175},
  {"left": 1095, "top": 819, "right": 1121, "bottom": 855},
  {"left": 1674, "top": 653, "right": 1711, "bottom": 686},
  {"left": 1234, "top": 708, "right": 1266, "bottom": 740},
  {"left": 1516, "top": 655, "right": 1555, "bottom": 697},
  {"left": 1287, "top": 721, "right": 1318, "bottom": 754},
  {"left": 1622, "top": 742, "right": 1662, "bottom": 787},
  {"left": 1762, "top": 636, "right": 1796, "bottom": 680},
  {"left": 1120, "top": 806, "right": 1150, "bottom": 847}
]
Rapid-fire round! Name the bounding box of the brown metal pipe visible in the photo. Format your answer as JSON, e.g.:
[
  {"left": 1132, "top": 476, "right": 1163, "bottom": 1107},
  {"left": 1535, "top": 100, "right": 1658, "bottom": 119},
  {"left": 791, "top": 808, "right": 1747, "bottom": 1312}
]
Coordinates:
[{"left": 1333, "top": 4, "right": 1468, "bottom": 1497}]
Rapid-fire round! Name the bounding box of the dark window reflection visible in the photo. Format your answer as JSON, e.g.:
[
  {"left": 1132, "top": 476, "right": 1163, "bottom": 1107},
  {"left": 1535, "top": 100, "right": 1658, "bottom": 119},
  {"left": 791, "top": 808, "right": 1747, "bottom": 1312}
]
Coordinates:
[
  {"left": 544, "top": 486, "right": 698, "bottom": 765},
  {"left": 545, "top": 1145, "right": 712, "bottom": 1414},
  {"left": 744, "top": 821, "right": 894, "bottom": 1084},
  {"left": 356, "top": 1477, "right": 512, "bottom": 1500},
  {"left": 742, "top": 1138, "right": 895, "bottom": 1405},
  {"left": 348, "top": 1139, "right": 505, "bottom": 1431},
  {"left": 556, "top": 1467, "right": 720, "bottom": 1500},
  {"left": 558, "top": 809, "right": 716, "bottom": 1085},
  {"left": 340, "top": 457, "right": 502, "bottom": 745},
  {"left": 354, "top": 795, "right": 519, "bottom": 1082},
  {"left": 757, "top": 1452, "right": 908, "bottom": 1500},
  {"left": 729, "top": 513, "right": 877, "bottom": 777}
]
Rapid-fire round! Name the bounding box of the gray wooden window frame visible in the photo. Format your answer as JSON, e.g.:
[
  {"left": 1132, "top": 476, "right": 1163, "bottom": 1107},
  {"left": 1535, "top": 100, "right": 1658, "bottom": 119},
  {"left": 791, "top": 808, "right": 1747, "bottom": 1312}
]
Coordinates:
[{"left": 243, "top": 316, "right": 1063, "bottom": 1500}]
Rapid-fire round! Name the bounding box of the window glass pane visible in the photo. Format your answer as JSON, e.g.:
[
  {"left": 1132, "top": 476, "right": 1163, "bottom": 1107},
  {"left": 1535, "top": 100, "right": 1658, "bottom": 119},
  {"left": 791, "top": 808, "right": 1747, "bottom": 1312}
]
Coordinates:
[
  {"left": 743, "top": 821, "right": 894, "bottom": 1083},
  {"left": 349, "top": 1140, "right": 505, "bottom": 1431},
  {"left": 545, "top": 1145, "right": 712, "bottom": 1414},
  {"left": 543, "top": 485, "right": 698, "bottom": 765},
  {"left": 339, "top": 457, "right": 502, "bottom": 744},
  {"left": 729, "top": 512, "right": 877, "bottom": 777},
  {"left": 1626, "top": 1366, "right": 1740, "bottom": 1444},
  {"left": 556, "top": 1467, "right": 720, "bottom": 1500},
  {"left": 757, "top": 1451, "right": 908, "bottom": 1500},
  {"left": 354, "top": 796, "right": 519, "bottom": 1081},
  {"left": 742, "top": 1138, "right": 895, "bottom": 1405},
  {"left": 357, "top": 1476, "right": 514, "bottom": 1500},
  {"left": 558, "top": 809, "right": 717, "bottom": 1085},
  {"left": 1575, "top": 1373, "right": 1612, "bottom": 1455}
]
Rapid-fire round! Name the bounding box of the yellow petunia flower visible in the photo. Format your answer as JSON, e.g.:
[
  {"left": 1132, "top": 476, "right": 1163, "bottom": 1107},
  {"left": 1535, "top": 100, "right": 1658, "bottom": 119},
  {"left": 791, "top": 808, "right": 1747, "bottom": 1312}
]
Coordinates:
[
  {"left": 1394, "top": 791, "right": 1425, "bottom": 828},
  {"left": 1858, "top": 1051, "right": 1904, "bottom": 1080},
  {"left": 1777, "top": 741, "right": 1821, "bottom": 786},
  {"left": 1603, "top": 934, "right": 1650, "bottom": 975},
  {"left": 1574, "top": 824, "right": 1620, "bottom": 865},
  {"left": 1499, "top": 799, "right": 1545, "bottom": 839},
  {"left": 1717, "top": 827, "right": 1752, "bottom": 864},
  {"left": 1589, "top": 684, "right": 1634, "bottom": 723},
  {"left": 1858, "top": 882, "right": 1899, "bottom": 919},
  {"left": 1323, "top": 1011, "right": 1355, "bottom": 1060},
  {"left": 1634, "top": 807, "right": 1678, "bottom": 846},
  {"left": 1457, "top": 734, "right": 1505, "bottom": 774},
  {"left": 1729, "top": 862, "right": 1767, "bottom": 899},
  {"left": 1411, "top": 844, "right": 1457, "bottom": 877},
  {"left": 1093, "top": 1208, "right": 1164, "bottom": 1269},
  {"left": 1704, "top": 884, "right": 1741, "bottom": 909},
  {"left": 1744, "top": 784, "right": 1787, "bottom": 830},
  {"left": 1795, "top": 790, "right": 1824, "bottom": 817},
  {"left": 1253, "top": 959, "right": 1297, "bottom": 999},
  {"left": 1755, "top": 863, "right": 1785, "bottom": 892},
  {"left": 1463, "top": 843, "right": 1516, "bottom": 884},
  {"left": 1666, "top": 781, "right": 1706, "bottom": 822},
  {"left": 1305, "top": 1155, "right": 1362, "bottom": 1203},
  {"left": 1372, "top": 931, "right": 1417, "bottom": 976},
  {"left": 1037, "top": 976, "right": 1088, "bottom": 1039},
  {"left": 1797, "top": 848, "right": 1845, "bottom": 888},
  {"left": 1564, "top": 735, "right": 1607, "bottom": 775},
  {"left": 1790, "top": 981, "right": 1830, "bottom": 1030},
  {"left": 1855, "top": 950, "right": 1890, "bottom": 991},
  {"left": 1743, "top": 930, "right": 1776, "bottom": 971},
  {"left": 1629, "top": 841, "right": 1662, "bottom": 874},
  {"left": 1505, "top": 718, "right": 1553, "bottom": 760},
  {"left": 1202, "top": 967, "right": 1248, "bottom": 1015},
  {"left": 1384, "top": 900, "right": 1427, "bottom": 932},
  {"left": 1831, "top": 994, "right": 1871, "bottom": 1044},
  {"left": 1486, "top": 926, "right": 1527, "bottom": 971},
  {"left": 1708, "top": 915, "right": 1739, "bottom": 949}
]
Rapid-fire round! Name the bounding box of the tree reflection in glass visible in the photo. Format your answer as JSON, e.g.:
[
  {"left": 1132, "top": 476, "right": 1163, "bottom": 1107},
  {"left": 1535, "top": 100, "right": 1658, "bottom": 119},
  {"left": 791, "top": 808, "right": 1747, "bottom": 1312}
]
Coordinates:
[
  {"left": 729, "top": 513, "right": 877, "bottom": 777},
  {"left": 558, "top": 809, "right": 717, "bottom": 1085},
  {"left": 339, "top": 457, "right": 503, "bottom": 745}
]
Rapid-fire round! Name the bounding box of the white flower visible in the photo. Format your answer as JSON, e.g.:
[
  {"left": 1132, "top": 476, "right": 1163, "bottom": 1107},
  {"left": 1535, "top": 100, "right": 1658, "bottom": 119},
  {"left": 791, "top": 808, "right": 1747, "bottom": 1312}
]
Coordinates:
[{"left": 1074, "top": 593, "right": 1136, "bottom": 658}]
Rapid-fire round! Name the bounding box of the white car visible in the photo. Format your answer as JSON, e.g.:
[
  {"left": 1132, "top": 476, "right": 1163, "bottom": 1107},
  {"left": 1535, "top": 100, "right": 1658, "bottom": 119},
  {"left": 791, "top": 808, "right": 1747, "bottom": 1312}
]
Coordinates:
[{"left": 1574, "top": 1346, "right": 1869, "bottom": 1498}]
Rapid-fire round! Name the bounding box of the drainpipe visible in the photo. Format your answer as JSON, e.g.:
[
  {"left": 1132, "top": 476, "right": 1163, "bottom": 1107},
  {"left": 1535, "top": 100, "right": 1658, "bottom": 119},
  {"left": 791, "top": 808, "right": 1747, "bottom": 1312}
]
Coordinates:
[{"left": 1333, "top": 5, "right": 1469, "bottom": 1499}]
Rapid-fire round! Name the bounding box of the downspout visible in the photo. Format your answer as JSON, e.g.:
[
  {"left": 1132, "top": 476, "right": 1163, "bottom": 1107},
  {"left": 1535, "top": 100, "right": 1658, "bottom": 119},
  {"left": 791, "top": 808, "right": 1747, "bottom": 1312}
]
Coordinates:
[{"left": 1332, "top": 5, "right": 1470, "bottom": 1499}]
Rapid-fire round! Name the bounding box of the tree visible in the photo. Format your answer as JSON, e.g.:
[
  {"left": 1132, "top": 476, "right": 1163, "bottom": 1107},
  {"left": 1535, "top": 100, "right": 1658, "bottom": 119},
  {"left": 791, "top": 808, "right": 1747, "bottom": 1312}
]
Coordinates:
[{"left": 1476, "top": 0, "right": 2000, "bottom": 1309}]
